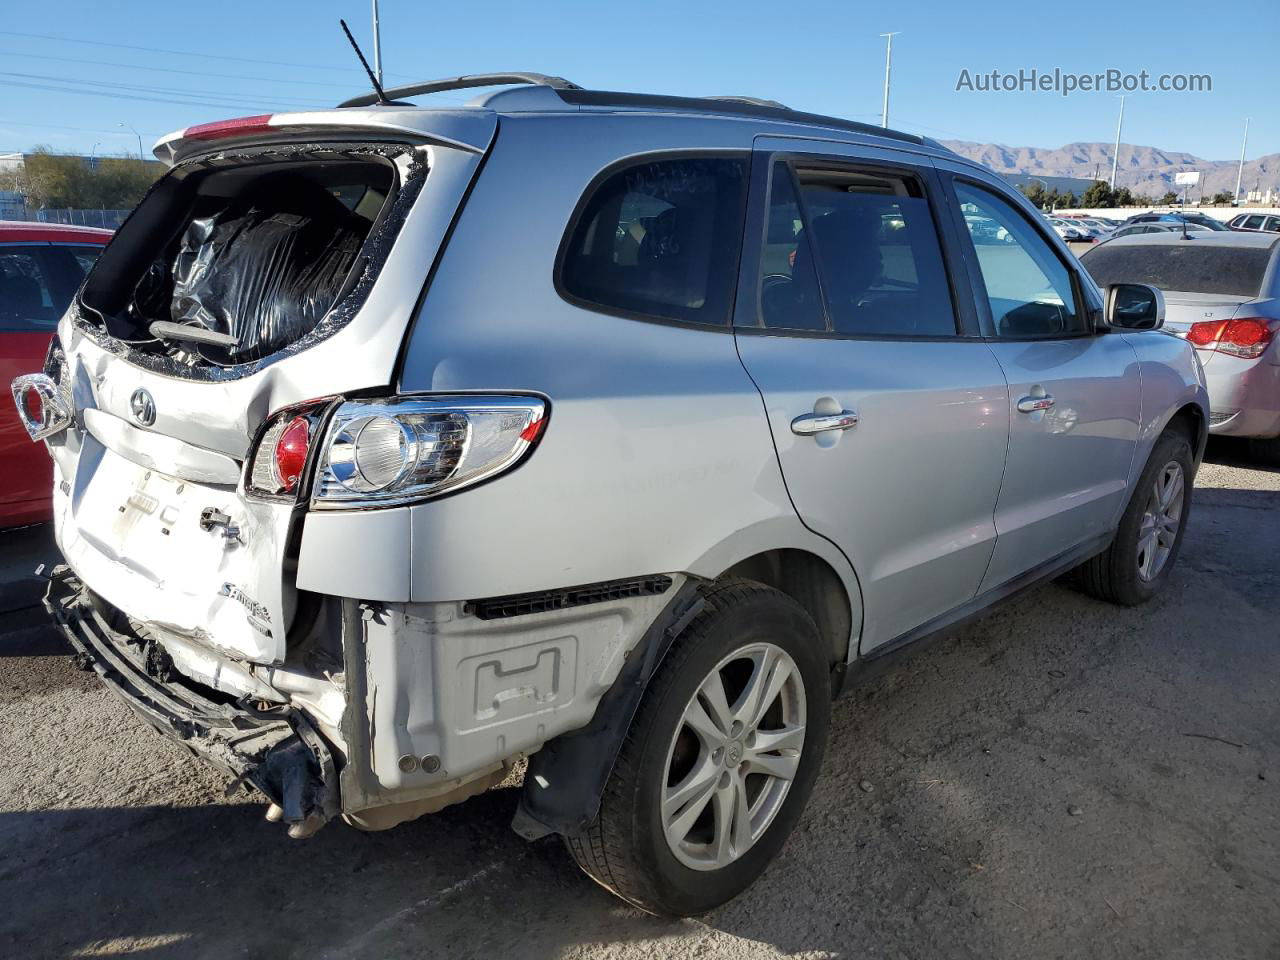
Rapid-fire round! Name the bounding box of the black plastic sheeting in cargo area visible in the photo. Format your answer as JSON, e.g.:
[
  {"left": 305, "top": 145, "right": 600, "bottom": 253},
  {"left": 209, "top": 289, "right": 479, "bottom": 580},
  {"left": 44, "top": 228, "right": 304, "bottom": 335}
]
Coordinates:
[{"left": 140, "top": 176, "right": 371, "bottom": 363}]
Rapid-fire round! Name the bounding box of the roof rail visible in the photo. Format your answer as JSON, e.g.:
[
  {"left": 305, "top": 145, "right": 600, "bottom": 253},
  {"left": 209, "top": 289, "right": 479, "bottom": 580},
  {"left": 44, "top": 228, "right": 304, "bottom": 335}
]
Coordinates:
[
  {"left": 705, "top": 95, "right": 789, "bottom": 109},
  {"left": 555, "top": 89, "right": 928, "bottom": 146},
  {"left": 339, "top": 72, "right": 581, "bottom": 108}
]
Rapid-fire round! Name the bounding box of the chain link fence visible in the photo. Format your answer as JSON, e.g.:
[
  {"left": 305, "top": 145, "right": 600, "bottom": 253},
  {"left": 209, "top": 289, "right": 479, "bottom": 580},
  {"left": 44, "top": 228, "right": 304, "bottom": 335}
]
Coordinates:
[{"left": 23, "top": 208, "right": 133, "bottom": 230}]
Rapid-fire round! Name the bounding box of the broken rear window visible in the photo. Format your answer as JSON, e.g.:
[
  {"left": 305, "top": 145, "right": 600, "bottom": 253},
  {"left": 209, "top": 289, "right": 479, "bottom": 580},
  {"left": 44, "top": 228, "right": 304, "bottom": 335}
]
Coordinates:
[{"left": 78, "top": 145, "right": 419, "bottom": 372}]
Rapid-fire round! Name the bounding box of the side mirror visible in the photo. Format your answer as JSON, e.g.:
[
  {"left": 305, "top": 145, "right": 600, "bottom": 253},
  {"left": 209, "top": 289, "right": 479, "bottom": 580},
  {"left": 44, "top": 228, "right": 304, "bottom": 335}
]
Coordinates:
[{"left": 1102, "top": 282, "right": 1165, "bottom": 331}]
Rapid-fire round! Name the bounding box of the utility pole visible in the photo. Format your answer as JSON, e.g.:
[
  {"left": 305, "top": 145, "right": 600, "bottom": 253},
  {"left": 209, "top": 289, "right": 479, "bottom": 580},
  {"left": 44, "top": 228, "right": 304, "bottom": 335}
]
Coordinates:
[
  {"left": 1233, "top": 117, "right": 1250, "bottom": 205},
  {"left": 371, "top": 0, "right": 383, "bottom": 87},
  {"left": 1108, "top": 95, "right": 1125, "bottom": 189},
  {"left": 880, "top": 32, "right": 899, "bottom": 128}
]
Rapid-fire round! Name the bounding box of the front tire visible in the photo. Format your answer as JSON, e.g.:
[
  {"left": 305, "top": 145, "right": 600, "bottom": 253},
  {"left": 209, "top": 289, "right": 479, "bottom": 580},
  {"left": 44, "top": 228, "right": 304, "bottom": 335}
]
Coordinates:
[
  {"left": 566, "top": 580, "right": 831, "bottom": 916},
  {"left": 1076, "top": 428, "right": 1194, "bottom": 605}
]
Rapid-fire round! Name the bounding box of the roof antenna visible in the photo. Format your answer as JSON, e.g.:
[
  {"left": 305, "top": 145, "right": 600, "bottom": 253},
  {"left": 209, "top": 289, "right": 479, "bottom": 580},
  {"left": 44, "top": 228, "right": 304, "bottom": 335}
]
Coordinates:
[
  {"left": 1181, "top": 216, "right": 1191, "bottom": 240},
  {"left": 340, "top": 18, "right": 390, "bottom": 105}
]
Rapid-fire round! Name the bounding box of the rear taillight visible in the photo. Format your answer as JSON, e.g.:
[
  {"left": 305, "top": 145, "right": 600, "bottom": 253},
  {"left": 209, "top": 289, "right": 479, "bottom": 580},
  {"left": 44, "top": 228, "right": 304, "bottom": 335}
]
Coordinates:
[
  {"left": 1186, "top": 317, "right": 1276, "bottom": 359},
  {"left": 10, "top": 373, "right": 71, "bottom": 441},
  {"left": 312, "top": 395, "right": 548, "bottom": 509},
  {"left": 272, "top": 417, "right": 312, "bottom": 493},
  {"left": 244, "top": 399, "right": 335, "bottom": 501}
]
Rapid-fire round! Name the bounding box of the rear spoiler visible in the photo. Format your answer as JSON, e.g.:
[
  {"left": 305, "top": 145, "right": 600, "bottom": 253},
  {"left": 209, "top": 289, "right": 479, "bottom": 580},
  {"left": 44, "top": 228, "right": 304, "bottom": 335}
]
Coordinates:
[{"left": 152, "top": 109, "right": 496, "bottom": 166}]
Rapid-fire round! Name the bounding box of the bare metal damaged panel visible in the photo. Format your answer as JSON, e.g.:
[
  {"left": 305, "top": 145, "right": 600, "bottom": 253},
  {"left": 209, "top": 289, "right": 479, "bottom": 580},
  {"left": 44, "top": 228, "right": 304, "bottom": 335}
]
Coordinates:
[{"left": 337, "top": 582, "right": 684, "bottom": 816}]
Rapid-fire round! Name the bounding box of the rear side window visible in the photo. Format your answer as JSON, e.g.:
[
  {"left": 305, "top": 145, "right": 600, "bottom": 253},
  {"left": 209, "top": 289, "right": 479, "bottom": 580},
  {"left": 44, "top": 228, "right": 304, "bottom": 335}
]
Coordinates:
[
  {"left": 757, "top": 162, "right": 957, "bottom": 336},
  {"left": 559, "top": 156, "right": 748, "bottom": 325},
  {"left": 1081, "top": 242, "right": 1274, "bottom": 298}
]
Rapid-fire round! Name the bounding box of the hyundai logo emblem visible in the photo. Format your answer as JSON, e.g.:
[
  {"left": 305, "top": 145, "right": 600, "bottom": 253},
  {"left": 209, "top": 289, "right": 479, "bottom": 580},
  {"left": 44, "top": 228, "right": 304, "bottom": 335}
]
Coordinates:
[{"left": 129, "top": 388, "right": 156, "bottom": 427}]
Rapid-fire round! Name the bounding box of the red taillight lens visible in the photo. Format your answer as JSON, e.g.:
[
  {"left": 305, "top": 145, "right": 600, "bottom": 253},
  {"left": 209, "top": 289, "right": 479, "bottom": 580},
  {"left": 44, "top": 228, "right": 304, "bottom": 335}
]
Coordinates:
[
  {"left": 183, "top": 114, "right": 274, "bottom": 141},
  {"left": 1186, "top": 319, "right": 1225, "bottom": 347},
  {"left": 1218, "top": 317, "right": 1273, "bottom": 359},
  {"left": 245, "top": 398, "right": 335, "bottom": 500},
  {"left": 1187, "top": 317, "right": 1275, "bottom": 359},
  {"left": 519, "top": 415, "right": 547, "bottom": 444},
  {"left": 272, "top": 417, "right": 311, "bottom": 493}
]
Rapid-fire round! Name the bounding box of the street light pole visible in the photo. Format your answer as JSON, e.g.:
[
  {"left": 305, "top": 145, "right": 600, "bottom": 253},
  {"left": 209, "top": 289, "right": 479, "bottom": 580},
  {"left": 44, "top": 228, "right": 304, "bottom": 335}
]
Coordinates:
[
  {"left": 880, "top": 32, "right": 899, "bottom": 129},
  {"left": 371, "top": 0, "right": 383, "bottom": 87},
  {"left": 1233, "top": 117, "right": 1250, "bottom": 205},
  {"left": 119, "top": 122, "right": 143, "bottom": 161},
  {"left": 1108, "top": 95, "right": 1125, "bottom": 189}
]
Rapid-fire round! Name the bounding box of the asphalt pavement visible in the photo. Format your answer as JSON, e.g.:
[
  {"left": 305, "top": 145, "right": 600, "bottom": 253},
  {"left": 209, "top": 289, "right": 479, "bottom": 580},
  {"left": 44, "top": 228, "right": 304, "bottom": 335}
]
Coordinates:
[{"left": 1, "top": 439, "right": 1277, "bottom": 959}]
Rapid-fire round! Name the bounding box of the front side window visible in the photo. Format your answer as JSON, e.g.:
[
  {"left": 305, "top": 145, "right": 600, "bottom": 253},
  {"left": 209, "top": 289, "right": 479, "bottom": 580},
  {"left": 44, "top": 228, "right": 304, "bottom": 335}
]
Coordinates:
[
  {"left": 559, "top": 156, "right": 748, "bottom": 325},
  {"left": 757, "top": 161, "right": 957, "bottom": 336},
  {"left": 955, "top": 182, "right": 1085, "bottom": 338}
]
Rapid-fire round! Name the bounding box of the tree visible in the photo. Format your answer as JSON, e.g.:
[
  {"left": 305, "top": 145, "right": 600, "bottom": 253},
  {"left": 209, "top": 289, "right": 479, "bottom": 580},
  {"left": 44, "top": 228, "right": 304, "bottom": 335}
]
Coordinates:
[
  {"left": 0, "top": 147, "right": 161, "bottom": 210},
  {"left": 1158, "top": 191, "right": 1179, "bottom": 206},
  {"left": 1080, "top": 181, "right": 1114, "bottom": 208},
  {"left": 1055, "top": 191, "right": 1077, "bottom": 209},
  {"left": 1210, "top": 191, "right": 1235, "bottom": 205},
  {"left": 1019, "top": 181, "right": 1047, "bottom": 209}
]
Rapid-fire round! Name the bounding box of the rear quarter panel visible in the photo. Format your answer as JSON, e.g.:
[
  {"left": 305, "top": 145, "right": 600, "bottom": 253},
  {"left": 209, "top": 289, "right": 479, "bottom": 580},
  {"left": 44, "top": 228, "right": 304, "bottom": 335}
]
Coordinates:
[{"left": 389, "top": 114, "right": 861, "bottom": 625}]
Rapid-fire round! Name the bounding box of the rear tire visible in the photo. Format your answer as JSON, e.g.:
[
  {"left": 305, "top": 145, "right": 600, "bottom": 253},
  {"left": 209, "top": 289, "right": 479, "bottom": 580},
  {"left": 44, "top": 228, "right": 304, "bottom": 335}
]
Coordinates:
[
  {"left": 1076, "top": 428, "right": 1194, "bottom": 606},
  {"left": 565, "top": 579, "right": 831, "bottom": 917}
]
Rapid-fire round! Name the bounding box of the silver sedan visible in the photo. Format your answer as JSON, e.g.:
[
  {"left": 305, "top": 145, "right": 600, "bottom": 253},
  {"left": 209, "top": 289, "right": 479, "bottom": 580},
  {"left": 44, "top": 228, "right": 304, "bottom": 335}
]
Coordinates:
[{"left": 1082, "top": 232, "right": 1280, "bottom": 461}]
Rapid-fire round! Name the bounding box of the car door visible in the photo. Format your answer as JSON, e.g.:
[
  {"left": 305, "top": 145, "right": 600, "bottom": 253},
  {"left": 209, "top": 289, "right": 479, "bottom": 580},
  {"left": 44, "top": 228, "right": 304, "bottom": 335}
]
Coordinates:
[
  {"left": 733, "top": 140, "right": 1010, "bottom": 653},
  {"left": 935, "top": 167, "right": 1141, "bottom": 590}
]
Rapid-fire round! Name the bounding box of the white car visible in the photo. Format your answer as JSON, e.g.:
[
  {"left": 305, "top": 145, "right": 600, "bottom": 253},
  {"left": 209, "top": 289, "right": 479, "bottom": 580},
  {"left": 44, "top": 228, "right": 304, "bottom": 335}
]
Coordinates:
[{"left": 1047, "top": 217, "right": 1091, "bottom": 241}]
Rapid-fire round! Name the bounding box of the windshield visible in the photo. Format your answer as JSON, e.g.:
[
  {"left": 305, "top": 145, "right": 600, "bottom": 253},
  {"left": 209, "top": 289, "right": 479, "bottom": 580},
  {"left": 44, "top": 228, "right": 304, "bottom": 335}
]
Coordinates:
[{"left": 1081, "top": 242, "right": 1274, "bottom": 297}]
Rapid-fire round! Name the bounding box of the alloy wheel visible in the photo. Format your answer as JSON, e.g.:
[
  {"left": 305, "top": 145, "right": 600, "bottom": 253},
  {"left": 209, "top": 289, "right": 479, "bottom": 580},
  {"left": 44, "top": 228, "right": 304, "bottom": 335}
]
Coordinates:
[
  {"left": 1137, "top": 460, "right": 1185, "bottom": 582},
  {"left": 660, "top": 642, "right": 806, "bottom": 871}
]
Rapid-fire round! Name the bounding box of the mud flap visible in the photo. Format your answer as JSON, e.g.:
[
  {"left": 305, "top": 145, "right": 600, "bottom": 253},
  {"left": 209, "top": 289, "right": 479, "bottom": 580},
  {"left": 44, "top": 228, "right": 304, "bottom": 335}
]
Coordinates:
[{"left": 512, "top": 580, "right": 704, "bottom": 840}]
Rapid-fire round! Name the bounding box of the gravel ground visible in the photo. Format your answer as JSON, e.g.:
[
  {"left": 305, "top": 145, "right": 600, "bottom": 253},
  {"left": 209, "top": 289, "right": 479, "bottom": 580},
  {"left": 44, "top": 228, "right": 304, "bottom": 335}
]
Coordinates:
[{"left": 1, "top": 439, "right": 1277, "bottom": 960}]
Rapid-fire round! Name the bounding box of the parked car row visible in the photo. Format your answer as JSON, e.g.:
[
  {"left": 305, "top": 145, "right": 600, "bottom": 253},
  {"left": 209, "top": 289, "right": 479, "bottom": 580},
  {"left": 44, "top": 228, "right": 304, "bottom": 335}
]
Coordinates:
[{"left": 10, "top": 77, "right": 1208, "bottom": 917}]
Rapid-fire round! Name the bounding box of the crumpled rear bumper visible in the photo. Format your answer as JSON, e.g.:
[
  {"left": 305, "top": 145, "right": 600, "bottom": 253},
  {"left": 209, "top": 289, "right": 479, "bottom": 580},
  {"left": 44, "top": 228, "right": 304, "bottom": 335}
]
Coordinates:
[{"left": 44, "top": 566, "right": 340, "bottom": 830}]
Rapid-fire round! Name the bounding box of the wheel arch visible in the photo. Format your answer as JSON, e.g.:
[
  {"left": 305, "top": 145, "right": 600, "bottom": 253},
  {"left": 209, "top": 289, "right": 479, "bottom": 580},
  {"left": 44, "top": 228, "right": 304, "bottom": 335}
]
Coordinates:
[
  {"left": 717, "top": 548, "right": 854, "bottom": 670},
  {"left": 1163, "top": 401, "right": 1208, "bottom": 464}
]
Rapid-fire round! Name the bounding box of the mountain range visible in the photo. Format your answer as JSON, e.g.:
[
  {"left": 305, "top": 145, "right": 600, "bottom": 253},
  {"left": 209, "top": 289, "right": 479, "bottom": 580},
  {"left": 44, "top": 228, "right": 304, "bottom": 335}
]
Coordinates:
[{"left": 940, "top": 140, "right": 1279, "bottom": 199}]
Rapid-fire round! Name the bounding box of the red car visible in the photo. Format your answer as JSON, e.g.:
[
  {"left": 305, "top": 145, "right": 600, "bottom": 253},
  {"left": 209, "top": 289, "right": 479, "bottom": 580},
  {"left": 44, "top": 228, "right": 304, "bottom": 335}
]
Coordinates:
[{"left": 2, "top": 221, "right": 112, "bottom": 528}]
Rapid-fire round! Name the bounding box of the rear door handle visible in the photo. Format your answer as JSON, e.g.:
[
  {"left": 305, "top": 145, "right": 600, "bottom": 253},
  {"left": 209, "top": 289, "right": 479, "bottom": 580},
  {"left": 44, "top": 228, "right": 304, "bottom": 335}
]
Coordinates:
[
  {"left": 1016, "top": 394, "right": 1056, "bottom": 413},
  {"left": 791, "top": 410, "right": 859, "bottom": 435}
]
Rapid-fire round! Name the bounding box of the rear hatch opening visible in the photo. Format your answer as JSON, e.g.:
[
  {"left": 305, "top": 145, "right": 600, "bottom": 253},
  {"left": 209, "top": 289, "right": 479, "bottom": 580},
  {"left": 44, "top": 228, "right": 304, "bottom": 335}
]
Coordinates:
[{"left": 75, "top": 143, "right": 422, "bottom": 377}]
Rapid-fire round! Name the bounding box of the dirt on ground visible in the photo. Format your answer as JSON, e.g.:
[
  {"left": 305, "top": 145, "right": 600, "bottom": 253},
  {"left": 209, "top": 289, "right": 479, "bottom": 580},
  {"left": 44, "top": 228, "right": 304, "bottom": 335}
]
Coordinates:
[{"left": 1, "top": 439, "right": 1277, "bottom": 960}]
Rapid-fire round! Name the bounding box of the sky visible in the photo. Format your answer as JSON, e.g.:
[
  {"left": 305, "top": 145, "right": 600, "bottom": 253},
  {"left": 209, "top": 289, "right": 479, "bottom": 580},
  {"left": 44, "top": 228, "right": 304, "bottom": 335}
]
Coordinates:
[{"left": 0, "top": 0, "right": 1273, "bottom": 162}]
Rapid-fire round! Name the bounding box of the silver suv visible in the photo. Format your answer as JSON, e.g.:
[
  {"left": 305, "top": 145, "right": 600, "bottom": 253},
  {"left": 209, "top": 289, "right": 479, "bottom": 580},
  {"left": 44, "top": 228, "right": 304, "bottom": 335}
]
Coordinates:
[{"left": 12, "top": 74, "right": 1208, "bottom": 916}]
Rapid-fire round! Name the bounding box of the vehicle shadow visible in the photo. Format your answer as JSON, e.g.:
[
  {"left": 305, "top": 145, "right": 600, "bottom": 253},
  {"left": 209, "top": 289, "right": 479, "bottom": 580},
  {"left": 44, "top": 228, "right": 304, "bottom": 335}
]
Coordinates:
[{"left": 1202, "top": 436, "right": 1279, "bottom": 474}]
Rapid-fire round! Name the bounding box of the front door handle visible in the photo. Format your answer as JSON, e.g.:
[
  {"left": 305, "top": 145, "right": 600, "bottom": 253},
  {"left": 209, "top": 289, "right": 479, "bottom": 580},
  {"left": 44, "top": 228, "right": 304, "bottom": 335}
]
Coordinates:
[
  {"left": 1016, "top": 394, "right": 1056, "bottom": 413},
  {"left": 791, "top": 410, "right": 859, "bottom": 435}
]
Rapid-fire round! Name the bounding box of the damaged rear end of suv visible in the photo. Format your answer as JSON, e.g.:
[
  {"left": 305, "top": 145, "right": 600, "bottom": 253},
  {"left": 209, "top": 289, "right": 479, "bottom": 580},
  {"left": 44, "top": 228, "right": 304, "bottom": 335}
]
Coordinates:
[{"left": 15, "top": 104, "right": 563, "bottom": 837}]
